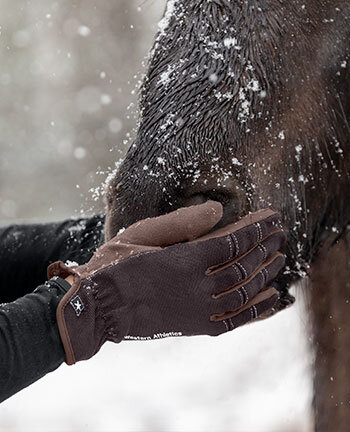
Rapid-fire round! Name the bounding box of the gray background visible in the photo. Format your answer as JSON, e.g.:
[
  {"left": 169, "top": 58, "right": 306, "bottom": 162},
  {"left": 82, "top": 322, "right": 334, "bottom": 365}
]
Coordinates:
[{"left": 0, "top": 0, "right": 164, "bottom": 223}]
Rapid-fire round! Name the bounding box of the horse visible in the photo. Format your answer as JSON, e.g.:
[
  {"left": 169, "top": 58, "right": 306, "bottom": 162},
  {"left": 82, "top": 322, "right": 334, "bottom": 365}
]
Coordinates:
[{"left": 105, "top": 2, "right": 350, "bottom": 430}]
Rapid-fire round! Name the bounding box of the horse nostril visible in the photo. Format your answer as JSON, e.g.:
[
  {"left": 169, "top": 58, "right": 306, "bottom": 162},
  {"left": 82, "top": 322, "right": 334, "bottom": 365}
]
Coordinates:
[
  {"left": 181, "top": 193, "right": 209, "bottom": 207},
  {"left": 183, "top": 190, "right": 232, "bottom": 208},
  {"left": 182, "top": 190, "right": 239, "bottom": 228}
]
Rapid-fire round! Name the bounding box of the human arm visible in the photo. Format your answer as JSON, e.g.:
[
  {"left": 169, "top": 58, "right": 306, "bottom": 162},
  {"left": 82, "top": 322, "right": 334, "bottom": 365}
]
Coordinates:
[
  {"left": 0, "top": 277, "right": 69, "bottom": 403},
  {"left": 0, "top": 214, "right": 105, "bottom": 303},
  {"left": 0, "top": 214, "right": 104, "bottom": 403}
]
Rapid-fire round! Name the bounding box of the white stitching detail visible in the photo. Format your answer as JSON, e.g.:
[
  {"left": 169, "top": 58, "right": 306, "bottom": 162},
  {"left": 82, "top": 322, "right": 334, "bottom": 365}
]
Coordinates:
[
  {"left": 260, "top": 269, "right": 266, "bottom": 284},
  {"left": 264, "top": 267, "right": 269, "bottom": 281},
  {"left": 241, "top": 286, "right": 249, "bottom": 305},
  {"left": 228, "top": 318, "right": 234, "bottom": 330},
  {"left": 232, "top": 264, "right": 242, "bottom": 281},
  {"left": 255, "top": 222, "right": 263, "bottom": 242},
  {"left": 253, "top": 305, "right": 258, "bottom": 319},
  {"left": 236, "top": 262, "right": 248, "bottom": 280},
  {"left": 231, "top": 233, "right": 239, "bottom": 256},
  {"left": 237, "top": 288, "right": 244, "bottom": 307},
  {"left": 223, "top": 320, "right": 229, "bottom": 332},
  {"left": 258, "top": 243, "right": 267, "bottom": 261},
  {"left": 255, "top": 224, "right": 260, "bottom": 242},
  {"left": 226, "top": 235, "right": 234, "bottom": 260},
  {"left": 250, "top": 307, "right": 254, "bottom": 320}
]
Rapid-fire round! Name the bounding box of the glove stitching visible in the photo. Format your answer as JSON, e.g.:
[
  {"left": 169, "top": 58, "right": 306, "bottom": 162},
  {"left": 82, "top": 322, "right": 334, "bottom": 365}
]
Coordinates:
[
  {"left": 237, "top": 288, "right": 244, "bottom": 307},
  {"left": 263, "top": 267, "right": 269, "bottom": 282},
  {"left": 231, "top": 263, "right": 242, "bottom": 282},
  {"left": 255, "top": 222, "right": 263, "bottom": 242},
  {"left": 230, "top": 233, "right": 239, "bottom": 256},
  {"left": 236, "top": 262, "right": 248, "bottom": 280},
  {"left": 258, "top": 243, "right": 267, "bottom": 261},
  {"left": 252, "top": 305, "right": 258, "bottom": 319},
  {"left": 226, "top": 235, "right": 234, "bottom": 260},
  {"left": 223, "top": 320, "right": 229, "bottom": 332},
  {"left": 241, "top": 286, "right": 249, "bottom": 305}
]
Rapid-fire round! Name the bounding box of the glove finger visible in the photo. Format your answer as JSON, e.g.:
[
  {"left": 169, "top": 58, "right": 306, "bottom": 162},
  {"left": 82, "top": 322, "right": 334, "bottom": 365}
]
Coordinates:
[
  {"left": 117, "top": 200, "right": 223, "bottom": 247},
  {"left": 211, "top": 288, "right": 279, "bottom": 333},
  {"left": 198, "top": 211, "right": 282, "bottom": 270},
  {"left": 208, "top": 228, "right": 286, "bottom": 279},
  {"left": 209, "top": 254, "right": 285, "bottom": 318}
]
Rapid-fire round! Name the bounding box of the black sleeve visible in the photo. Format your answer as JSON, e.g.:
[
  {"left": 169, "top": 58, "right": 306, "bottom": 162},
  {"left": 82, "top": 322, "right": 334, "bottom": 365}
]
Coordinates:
[
  {"left": 0, "top": 214, "right": 105, "bottom": 403},
  {"left": 0, "top": 278, "right": 69, "bottom": 403},
  {"left": 0, "top": 214, "right": 105, "bottom": 303}
]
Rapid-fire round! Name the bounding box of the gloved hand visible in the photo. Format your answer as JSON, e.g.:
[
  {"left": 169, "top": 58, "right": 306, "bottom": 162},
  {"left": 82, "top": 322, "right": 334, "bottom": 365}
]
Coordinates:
[{"left": 48, "top": 201, "right": 286, "bottom": 365}]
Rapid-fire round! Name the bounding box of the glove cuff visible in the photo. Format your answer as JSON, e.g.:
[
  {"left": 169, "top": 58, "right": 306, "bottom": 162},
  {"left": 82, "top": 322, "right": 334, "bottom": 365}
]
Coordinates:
[
  {"left": 56, "top": 272, "right": 126, "bottom": 365},
  {"left": 56, "top": 275, "right": 84, "bottom": 365}
]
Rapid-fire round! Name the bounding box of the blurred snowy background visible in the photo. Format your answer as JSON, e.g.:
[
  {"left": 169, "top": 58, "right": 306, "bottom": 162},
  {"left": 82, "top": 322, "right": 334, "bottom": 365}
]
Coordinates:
[
  {"left": 0, "top": 0, "right": 160, "bottom": 222},
  {"left": 0, "top": 1, "right": 313, "bottom": 431}
]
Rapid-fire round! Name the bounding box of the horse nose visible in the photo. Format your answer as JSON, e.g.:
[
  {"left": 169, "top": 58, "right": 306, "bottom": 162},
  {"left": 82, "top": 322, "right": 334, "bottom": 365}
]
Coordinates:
[
  {"left": 105, "top": 171, "right": 246, "bottom": 241},
  {"left": 180, "top": 190, "right": 241, "bottom": 229}
]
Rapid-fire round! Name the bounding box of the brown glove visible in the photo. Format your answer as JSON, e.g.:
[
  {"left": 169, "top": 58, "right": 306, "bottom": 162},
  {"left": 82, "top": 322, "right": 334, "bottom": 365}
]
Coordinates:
[{"left": 48, "top": 201, "right": 286, "bottom": 365}]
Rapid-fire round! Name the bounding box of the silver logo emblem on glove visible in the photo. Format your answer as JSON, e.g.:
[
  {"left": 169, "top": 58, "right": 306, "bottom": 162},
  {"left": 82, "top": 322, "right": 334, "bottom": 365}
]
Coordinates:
[{"left": 70, "top": 295, "right": 85, "bottom": 317}]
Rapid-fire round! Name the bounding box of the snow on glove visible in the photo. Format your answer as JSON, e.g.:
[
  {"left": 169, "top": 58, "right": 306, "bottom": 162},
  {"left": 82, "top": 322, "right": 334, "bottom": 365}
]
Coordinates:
[{"left": 48, "top": 201, "right": 286, "bottom": 365}]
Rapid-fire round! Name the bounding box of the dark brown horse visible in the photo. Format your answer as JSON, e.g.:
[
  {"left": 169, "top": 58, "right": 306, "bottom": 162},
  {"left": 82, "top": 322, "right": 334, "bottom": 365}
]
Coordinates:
[{"left": 105, "top": 1, "right": 350, "bottom": 430}]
